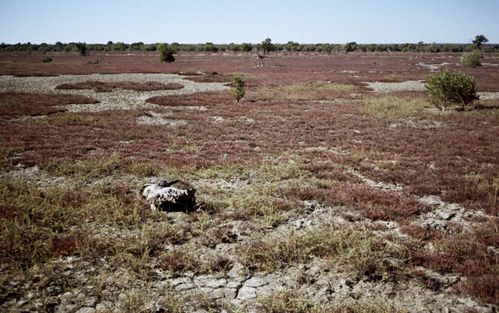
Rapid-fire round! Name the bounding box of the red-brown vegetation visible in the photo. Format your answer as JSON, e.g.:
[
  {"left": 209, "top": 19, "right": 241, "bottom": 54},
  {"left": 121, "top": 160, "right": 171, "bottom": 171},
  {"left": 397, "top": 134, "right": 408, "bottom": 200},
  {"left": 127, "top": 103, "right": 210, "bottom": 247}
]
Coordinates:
[
  {"left": 0, "top": 92, "right": 98, "bottom": 117},
  {"left": 411, "top": 228, "right": 499, "bottom": 304},
  {"left": 289, "top": 184, "right": 428, "bottom": 223}
]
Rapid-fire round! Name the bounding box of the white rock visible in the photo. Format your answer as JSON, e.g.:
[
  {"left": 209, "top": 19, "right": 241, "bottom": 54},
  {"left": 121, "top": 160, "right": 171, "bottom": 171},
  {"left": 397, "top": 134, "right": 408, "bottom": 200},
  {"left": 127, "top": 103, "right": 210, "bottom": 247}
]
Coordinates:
[
  {"left": 237, "top": 286, "right": 257, "bottom": 300},
  {"left": 244, "top": 277, "right": 268, "bottom": 288}
]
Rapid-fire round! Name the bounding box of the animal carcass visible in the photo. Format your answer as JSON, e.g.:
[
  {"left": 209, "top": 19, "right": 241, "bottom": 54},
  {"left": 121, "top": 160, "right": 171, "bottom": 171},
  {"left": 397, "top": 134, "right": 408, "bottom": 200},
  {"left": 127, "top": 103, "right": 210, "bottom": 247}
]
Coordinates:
[{"left": 141, "top": 180, "right": 197, "bottom": 212}]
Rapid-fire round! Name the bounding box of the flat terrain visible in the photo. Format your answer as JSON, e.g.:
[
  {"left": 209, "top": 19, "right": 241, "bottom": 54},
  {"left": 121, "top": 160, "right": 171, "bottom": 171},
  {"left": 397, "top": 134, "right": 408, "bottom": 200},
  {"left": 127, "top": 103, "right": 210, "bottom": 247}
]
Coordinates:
[{"left": 0, "top": 51, "right": 498, "bottom": 312}]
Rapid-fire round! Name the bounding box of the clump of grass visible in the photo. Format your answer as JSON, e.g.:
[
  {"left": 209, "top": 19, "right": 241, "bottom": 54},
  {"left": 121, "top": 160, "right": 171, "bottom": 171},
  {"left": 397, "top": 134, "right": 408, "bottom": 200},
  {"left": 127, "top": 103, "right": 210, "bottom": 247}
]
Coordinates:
[
  {"left": 0, "top": 178, "right": 150, "bottom": 270},
  {"left": 117, "top": 288, "right": 185, "bottom": 313},
  {"left": 257, "top": 290, "right": 410, "bottom": 313},
  {"left": 239, "top": 226, "right": 409, "bottom": 279},
  {"left": 257, "top": 290, "right": 318, "bottom": 313},
  {"left": 44, "top": 155, "right": 159, "bottom": 180},
  {"left": 197, "top": 161, "right": 307, "bottom": 221},
  {"left": 158, "top": 248, "right": 200, "bottom": 275},
  {"left": 362, "top": 95, "right": 430, "bottom": 120}
]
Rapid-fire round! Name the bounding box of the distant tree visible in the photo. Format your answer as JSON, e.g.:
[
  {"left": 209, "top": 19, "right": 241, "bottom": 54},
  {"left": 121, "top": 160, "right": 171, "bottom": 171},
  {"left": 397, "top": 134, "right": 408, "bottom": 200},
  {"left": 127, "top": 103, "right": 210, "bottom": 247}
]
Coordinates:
[
  {"left": 260, "top": 38, "right": 274, "bottom": 54},
  {"left": 204, "top": 42, "right": 218, "bottom": 52},
  {"left": 130, "top": 42, "right": 144, "bottom": 51},
  {"left": 344, "top": 42, "right": 357, "bottom": 52},
  {"left": 228, "top": 43, "right": 241, "bottom": 52},
  {"left": 76, "top": 42, "right": 88, "bottom": 56},
  {"left": 472, "top": 35, "right": 488, "bottom": 49},
  {"left": 159, "top": 44, "right": 175, "bottom": 63},
  {"left": 241, "top": 43, "right": 253, "bottom": 52}
]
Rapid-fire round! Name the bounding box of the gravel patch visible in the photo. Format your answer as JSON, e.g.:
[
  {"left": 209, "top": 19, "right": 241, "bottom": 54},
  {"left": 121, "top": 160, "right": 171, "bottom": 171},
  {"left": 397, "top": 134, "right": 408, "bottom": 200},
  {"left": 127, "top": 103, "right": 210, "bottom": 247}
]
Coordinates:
[
  {"left": 478, "top": 91, "right": 499, "bottom": 100},
  {"left": 0, "top": 73, "right": 229, "bottom": 112},
  {"left": 136, "top": 111, "right": 187, "bottom": 127},
  {"left": 417, "top": 62, "right": 455, "bottom": 71},
  {"left": 365, "top": 80, "right": 426, "bottom": 93}
]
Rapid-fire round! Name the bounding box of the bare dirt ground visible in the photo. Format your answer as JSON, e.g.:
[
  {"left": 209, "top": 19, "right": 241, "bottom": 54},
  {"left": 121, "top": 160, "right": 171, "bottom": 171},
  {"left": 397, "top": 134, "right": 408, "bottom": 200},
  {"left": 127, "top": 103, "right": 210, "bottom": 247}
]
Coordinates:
[{"left": 0, "top": 52, "right": 498, "bottom": 312}]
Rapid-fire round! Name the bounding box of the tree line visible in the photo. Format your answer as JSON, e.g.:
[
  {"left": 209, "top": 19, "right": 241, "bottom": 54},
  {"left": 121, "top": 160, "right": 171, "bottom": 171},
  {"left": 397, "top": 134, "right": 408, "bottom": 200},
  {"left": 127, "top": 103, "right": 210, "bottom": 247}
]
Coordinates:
[{"left": 1, "top": 38, "right": 497, "bottom": 54}]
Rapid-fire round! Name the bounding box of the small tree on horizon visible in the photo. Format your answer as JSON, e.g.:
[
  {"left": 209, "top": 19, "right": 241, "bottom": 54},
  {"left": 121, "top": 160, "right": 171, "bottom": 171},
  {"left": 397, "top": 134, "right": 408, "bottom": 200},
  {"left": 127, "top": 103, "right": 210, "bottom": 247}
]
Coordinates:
[
  {"left": 472, "top": 35, "right": 488, "bottom": 50},
  {"left": 260, "top": 38, "right": 274, "bottom": 54},
  {"left": 345, "top": 42, "right": 357, "bottom": 52},
  {"left": 76, "top": 42, "right": 88, "bottom": 56}
]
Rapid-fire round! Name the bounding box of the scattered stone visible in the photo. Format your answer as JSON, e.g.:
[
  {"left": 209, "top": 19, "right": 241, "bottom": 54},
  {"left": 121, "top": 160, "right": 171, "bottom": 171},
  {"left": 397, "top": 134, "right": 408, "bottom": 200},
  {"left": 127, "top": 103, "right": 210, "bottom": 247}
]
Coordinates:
[
  {"left": 212, "top": 116, "right": 224, "bottom": 123},
  {"left": 292, "top": 218, "right": 313, "bottom": 230},
  {"left": 136, "top": 112, "right": 187, "bottom": 127},
  {"left": 436, "top": 210, "right": 456, "bottom": 221}
]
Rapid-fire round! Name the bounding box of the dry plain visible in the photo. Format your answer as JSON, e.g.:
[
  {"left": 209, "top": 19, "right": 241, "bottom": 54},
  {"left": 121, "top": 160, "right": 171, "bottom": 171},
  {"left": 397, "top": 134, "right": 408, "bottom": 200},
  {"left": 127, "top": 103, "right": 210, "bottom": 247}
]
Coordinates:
[{"left": 0, "top": 51, "right": 498, "bottom": 312}]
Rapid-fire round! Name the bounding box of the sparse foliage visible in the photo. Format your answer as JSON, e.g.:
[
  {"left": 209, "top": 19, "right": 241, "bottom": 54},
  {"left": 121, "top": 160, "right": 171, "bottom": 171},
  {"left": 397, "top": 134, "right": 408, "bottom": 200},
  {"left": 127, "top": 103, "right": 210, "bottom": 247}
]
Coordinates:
[
  {"left": 425, "top": 70, "right": 479, "bottom": 110},
  {"left": 231, "top": 74, "right": 245, "bottom": 102}
]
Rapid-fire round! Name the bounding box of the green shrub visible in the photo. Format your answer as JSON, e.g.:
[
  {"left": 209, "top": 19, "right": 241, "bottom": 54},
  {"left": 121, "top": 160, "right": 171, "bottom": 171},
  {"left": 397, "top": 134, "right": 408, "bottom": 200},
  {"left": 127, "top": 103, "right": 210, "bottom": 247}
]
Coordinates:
[
  {"left": 159, "top": 44, "right": 175, "bottom": 63},
  {"left": 425, "top": 70, "right": 478, "bottom": 110},
  {"left": 232, "top": 74, "right": 245, "bottom": 102},
  {"left": 461, "top": 50, "right": 483, "bottom": 67}
]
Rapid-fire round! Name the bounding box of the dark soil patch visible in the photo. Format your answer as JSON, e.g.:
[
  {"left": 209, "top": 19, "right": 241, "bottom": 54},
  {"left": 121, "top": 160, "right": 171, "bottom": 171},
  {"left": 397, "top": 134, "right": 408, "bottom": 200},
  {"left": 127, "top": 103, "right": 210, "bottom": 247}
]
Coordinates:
[
  {"left": 0, "top": 92, "right": 99, "bottom": 117},
  {"left": 146, "top": 90, "right": 232, "bottom": 107},
  {"left": 55, "top": 81, "right": 184, "bottom": 92}
]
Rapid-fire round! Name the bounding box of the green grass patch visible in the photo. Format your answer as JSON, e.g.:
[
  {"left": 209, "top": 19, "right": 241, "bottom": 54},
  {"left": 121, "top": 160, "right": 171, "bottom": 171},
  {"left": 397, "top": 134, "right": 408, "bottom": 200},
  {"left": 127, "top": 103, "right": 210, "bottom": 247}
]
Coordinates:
[
  {"left": 239, "top": 225, "right": 409, "bottom": 279},
  {"left": 257, "top": 290, "right": 410, "bottom": 313},
  {"left": 362, "top": 95, "right": 431, "bottom": 120}
]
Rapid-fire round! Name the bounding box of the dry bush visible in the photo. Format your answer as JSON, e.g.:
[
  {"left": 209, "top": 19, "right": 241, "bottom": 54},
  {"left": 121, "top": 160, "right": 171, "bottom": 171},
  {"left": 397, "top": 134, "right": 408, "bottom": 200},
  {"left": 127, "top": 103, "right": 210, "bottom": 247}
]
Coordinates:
[
  {"left": 158, "top": 248, "right": 199, "bottom": 275},
  {"left": 0, "top": 92, "right": 98, "bottom": 117}
]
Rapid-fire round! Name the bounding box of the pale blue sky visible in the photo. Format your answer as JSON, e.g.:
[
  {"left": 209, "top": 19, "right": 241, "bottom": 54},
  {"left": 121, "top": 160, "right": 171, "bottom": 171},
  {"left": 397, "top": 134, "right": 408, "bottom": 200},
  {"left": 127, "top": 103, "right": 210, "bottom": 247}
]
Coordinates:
[{"left": 0, "top": 0, "right": 498, "bottom": 44}]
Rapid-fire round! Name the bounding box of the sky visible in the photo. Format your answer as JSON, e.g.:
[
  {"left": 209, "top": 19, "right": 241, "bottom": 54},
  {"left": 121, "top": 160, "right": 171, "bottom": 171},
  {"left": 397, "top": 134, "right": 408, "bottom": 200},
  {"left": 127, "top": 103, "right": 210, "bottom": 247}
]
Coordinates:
[{"left": 0, "top": 0, "right": 498, "bottom": 44}]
